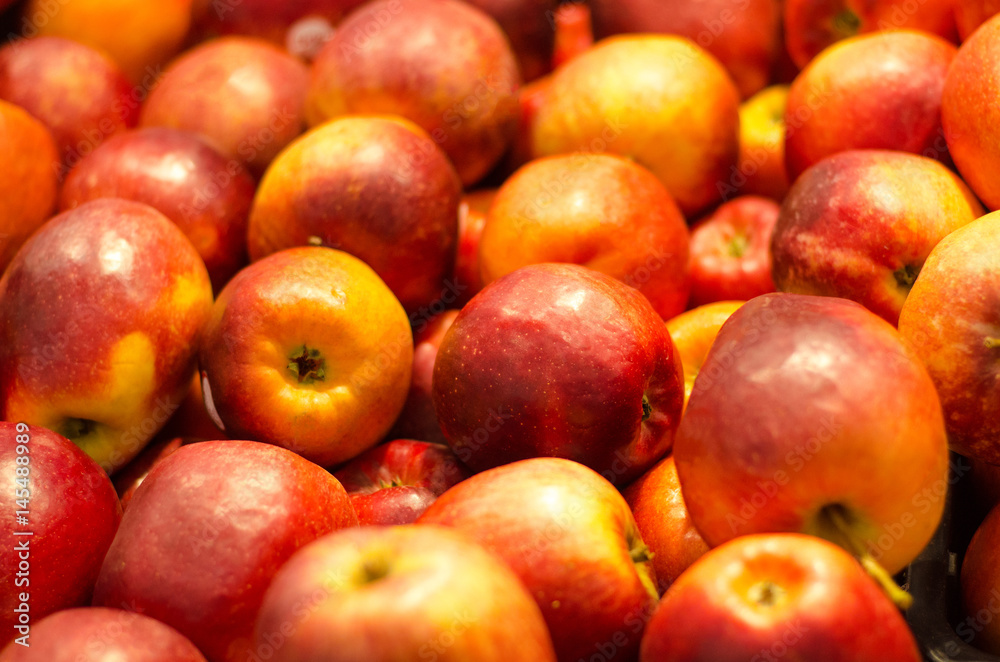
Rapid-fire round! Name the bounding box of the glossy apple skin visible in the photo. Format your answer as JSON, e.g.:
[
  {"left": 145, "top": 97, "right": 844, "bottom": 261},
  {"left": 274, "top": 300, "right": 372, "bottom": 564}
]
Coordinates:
[
  {"left": 454, "top": 190, "right": 495, "bottom": 305},
  {"left": 0, "top": 607, "right": 206, "bottom": 662},
  {"left": 432, "top": 263, "right": 685, "bottom": 486},
  {"left": 464, "top": 0, "right": 558, "bottom": 82},
  {"left": 93, "top": 440, "right": 358, "bottom": 662},
  {"left": 623, "top": 455, "right": 709, "bottom": 593},
  {"left": 140, "top": 37, "right": 308, "bottom": 177},
  {"left": 60, "top": 127, "right": 255, "bottom": 292},
  {"left": 419, "top": 458, "right": 659, "bottom": 662},
  {"left": 0, "top": 100, "right": 58, "bottom": 274},
  {"left": 480, "top": 154, "right": 692, "bottom": 320},
  {"left": 785, "top": 30, "right": 956, "bottom": 181},
  {"left": 199, "top": 247, "right": 413, "bottom": 468},
  {"left": 943, "top": 13, "right": 1000, "bottom": 210},
  {"left": 689, "top": 196, "right": 778, "bottom": 307},
  {"left": 387, "top": 310, "right": 460, "bottom": 445},
  {"left": 0, "top": 37, "right": 137, "bottom": 174},
  {"left": 24, "top": 0, "right": 192, "bottom": 83},
  {"left": 332, "top": 439, "right": 472, "bottom": 525},
  {"left": 771, "top": 149, "right": 983, "bottom": 325},
  {"left": 665, "top": 301, "right": 744, "bottom": 411},
  {"left": 784, "top": 0, "right": 957, "bottom": 69},
  {"left": 639, "top": 534, "right": 922, "bottom": 661},
  {"left": 254, "top": 525, "right": 557, "bottom": 662},
  {"left": 0, "top": 199, "right": 213, "bottom": 473},
  {"left": 0, "top": 424, "right": 121, "bottom": 649},
  {"left": 247, "top": 116, "right": 461, "bottom": 314},
  {"left": 307, "top": 0, "right": 521, "bottom": 186},
  {"left": 589, "top": 0, "right": 780, "bottom": 98},
  {"left": 673, "top": 293, "right": 949, "bottom": 575},
  {"left": 532, "top": 35, "right": 740, "bottom": 217},
  {"left": 897, "top": 212, "right": 1000, "bottom": 465},
  {"left": 956, "top": 0, "right": 1000, "bottom": 39},
  {"left": 736, "top": 84, "right": 790, "bottom": 201}
]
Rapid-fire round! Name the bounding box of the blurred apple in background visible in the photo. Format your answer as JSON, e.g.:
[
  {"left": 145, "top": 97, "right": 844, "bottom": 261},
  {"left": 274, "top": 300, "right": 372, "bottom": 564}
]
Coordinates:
[
  {"left": 23, "top": 0, "right": 193, "bottom": 83},
  {"left": 190, "top": 0, "right": 366, "bottom": 49},
  {"left": 0, "top": 99, "right": 58, "bottom": 274},
  {"left": 60, "top": 127, "right": 256, "bottom": 292},
  {"left": 532, "top": 35, "right": 740, "bottom": 216},
  {"left": 0, "top": 37, "right": 137, "bottom": 175},
  {"left": 0, "top": 607, "right": 207, "bottom": 662},
  {"left": 454, "top": 190, "right": 495, "bottom": 305},
  {"left": 420, "top": 458, "right": 658, "bottom": 662},
  {"left": 0, "top": 199, "right": 213, "bottom": 472},
  {"left": 255, "top": 525, "right": 557, "bottom": 662},
  {"left": 771, "top": 150, "right": 983, "bottom": 325},
  {"left": 464, "top": 0, "right": 559, "bottom": 82},
  {"left": 639, "top": 534, "right": 922, "bottom": 661},
  {"left": 480, "top": 154, "right": 691, "bottom": 320},
  {"left": 784, "top": 30, "right": 956, "bottom": 181},
  {"left": 735, "top": 84, "right": 790, "bottom": 201},
  {"left": 955, "top": 0, "right": 1000, "bottom": 39},
  {"left": 307, "top": 0, "right": 521, "bottom": 186},
  {"left": 247, "top": 116, "right": 461, "bottom": 314},
  {"left": 501, "top": 74, "right": 551, "bottom": 176},
  {"left": 551, "top": 1, "right": 593, "bottom": 68},
  {"left": 93, "top": 440, "right": 358, "bottom": 662},
  {"left": 589, "top": 0, "right": 781, "bottom": 98},
  {"left": 898, "top": 212, "right": 1000, "bottom": 465},
  {"left": 140, "top": 37, "right": 308, "bottom": 177},
  {"left": 624, "top": 455, "right": 709, "bottom": 593},
  {"left": 665, "top": 300, "right": 744, "bottom": 410},
  {"left": 433, "top": 263, "right": 684, "bottom": 486},
  {"left": 688, "top": 196, "right": 778, "bottom": 307},
  {"left": 0, "top": 424, "right": 121, "bottom": 649},
  {"left": 199, "top": 247, "right": 412, "bottom": 467},
  {"left": 962, "top": 502, "right": 1000, "bottom": 653},
  {"left": 674, "top": 293, "right": 949, "bottom": 578}
]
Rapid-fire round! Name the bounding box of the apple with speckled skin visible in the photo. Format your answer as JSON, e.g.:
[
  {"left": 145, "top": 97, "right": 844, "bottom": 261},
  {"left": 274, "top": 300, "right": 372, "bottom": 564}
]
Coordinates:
[{"left": 0, "top": 199, "right": 213, "bottom": 473}]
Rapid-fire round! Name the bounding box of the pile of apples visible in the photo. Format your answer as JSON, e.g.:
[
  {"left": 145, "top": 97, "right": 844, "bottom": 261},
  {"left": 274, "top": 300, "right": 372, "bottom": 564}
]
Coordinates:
[{"left": 2, "top": 0, "right": 1000, "bottom": 660}]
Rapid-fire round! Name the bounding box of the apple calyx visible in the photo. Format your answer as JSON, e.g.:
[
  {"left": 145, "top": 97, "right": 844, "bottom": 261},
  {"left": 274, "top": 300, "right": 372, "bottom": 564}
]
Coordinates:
[
  {"left": 641, "top": 395, "right": 652, "bottom": 422},
  {"left": 62, "top": 417, "right": 98, "bottom": 440},
  {"left": 893, "top": 264, "right": 920, "bottom": 291},
  {"left": 814, "top": 504, "right": 913, "bottom": 610},
  {"left": 361, "top": 555, "right": 391, "bottom": 584},
  {"left": 748, "top": 580, "right": 785, "bottom": 608},
  {"left": 727, "top": 233, "right": 749, "bottom": 258},
  {"left": 832, "top": 9, "right": 861, "bottom": 38},
  {"left": 287, "top": 345, "right": 326, "bottom": 384}
]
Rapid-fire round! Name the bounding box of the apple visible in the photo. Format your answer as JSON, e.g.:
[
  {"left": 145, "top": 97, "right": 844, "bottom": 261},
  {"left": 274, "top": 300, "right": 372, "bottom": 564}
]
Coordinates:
[
  {"left": 961, "top": 503, "right": 1000, "bottom": 653},
  {"left": 60, "top": 127, "right": 256, "bottom": 292},
  {"left": 589, "top": 0, "right": 781, "bottom": 98},
  {"left": 688, "top": 195, "right": 779, "bottom": 307},
  {"left": 770, "top": 149, "right": 983, "bottom": 325},
  {"left": 419, "top": 457, "right": 659, "bottom": 662},
  {"left": 897, "top": 212, "right": 1000, "bottom": 465},
  {"left": 0, "top": 36, "right": 137, "bottom": 175},
  {"left": 111, "top": 436, "right": 194, "bottom": 511},
  {"left": 191, "top": 0, "right": 367, "bottom": 49},
  {"left": 673, "top": 293, "right": 950, "bottom": 579},
  {"left": 246, "top": 116, "right": 462, "bottom": 314},
  {"left": 306, "top": 0, "right": 521, "bottom": 186},
  {"left": 665, "top": 300, "right": 745, "bottom": 410},
  {"left": 93, "top": 439, "right": 359, "bottom": 662},
  {"left": 0, "top": 423, "right": 121, "bottom": 649},
  {"left": 955, "top": 0, "right": 1000, "bottom": 39},
  {"left": 463, "top": 0, "right": 559, "bottom": 82},
  {"left": 199, "top": 247, "right": 413, "bottom": 468},
  {"left": 623, "top": 455, "right": 710, "bottom": 593},
  {"left": 784, "top": 30, "right": 956, "bottom": 181},
  {"left": 432, "top": 263, "right": 684, "bottom": 486},
  {"left": 454, "top": 190, "right": 495, "bottom": 305},
  {"left": 532, "top": 35, "right": 740, "bottom": 216},
  {"left": 943, "top": 12, "right": 1000, "bottom": 210},
  {"left": 551, "top": 1, "right": 593, "bottom": 68},
  {"left": 500, "top": 74, "right": 551, "bottom": 176},
  {"left": 479, "top": 153, "right": 692, "bottom": 320},
  {"left": 735, "top": 84, "right": 790, "bottom": 201},
  {"left": 23, "top": 0, "right": 192, "bottom": 83},
  {"left": 332, "top": 439, "right": 472, "bottom": 525},
  {"left": 0, "top": 99, "right": 58, "bottom": 274},
  {"left": 0, "top": 198, "right": 214, "bottom": 473},
  {"left": 140, "top": 37, "right": 308, "bottom": 177},
  {"left": 639, "top": 533, "right": 922, "bottom": 661},
  {"left": 386, "top": 310, "right": 460, "bottom": 445},
  {"left": 0, "top": 607, "right": 206, "bottom": 661},
  {"left": 253, "top": 525, "right": 557, "bottom": 661},
  {"left": 783, "top": 0, "right": 958, "bottom": 69}
]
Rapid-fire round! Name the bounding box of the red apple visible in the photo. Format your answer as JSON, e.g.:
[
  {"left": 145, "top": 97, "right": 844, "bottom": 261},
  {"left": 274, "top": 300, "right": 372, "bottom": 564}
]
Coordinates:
[
  {"left": 0, "top": 607, "right": 206, "bottom": 661},
  {"left": 961, "top": 502, "right": 1000, "bottom": 653},
  {"left": 60, "top": 127, "right": 256, "bottom": 292},
  {"left": 93, "top": 440, "right": 359, "bottom": 662},
  {"left": 0, "top": 423, "right": 121, "bottom": 649},
  {"left": 639, "top": 533, "right": 922, "bottom": 661},
  {"left": 332, "top": 439, "right": 472, "bottom": 525},
  {"left": 454, "top": 190, "right": 495, "bottom": 305},
  {"left": 674, "top": 293, "right": 950, "bottom": 577},
  {"left": 432, "top": 263, "right": 684, "bottom": 486},
  {"left": 419, "top": 457, "right": 659, "bottom": 662},
  {"left": 689, "top": 195, "right": 779, "bottom": 307},
  {"left": 0, "top": 199, "right": 214, "bottom": 473},
  {"left": 253, "top": 525, "right": 557, "bottom": 661}
]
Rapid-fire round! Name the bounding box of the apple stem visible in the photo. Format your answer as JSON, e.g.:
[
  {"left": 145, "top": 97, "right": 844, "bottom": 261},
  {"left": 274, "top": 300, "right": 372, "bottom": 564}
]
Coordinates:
[
  {"left": 825, "top": 507, "right": 913, "bottom": 611},
  {"left": 985, "top": 337, "right": 1000, "bottom": 349},
  {"left": 630, "top": 542, "right": 653, "bottom": 565}
]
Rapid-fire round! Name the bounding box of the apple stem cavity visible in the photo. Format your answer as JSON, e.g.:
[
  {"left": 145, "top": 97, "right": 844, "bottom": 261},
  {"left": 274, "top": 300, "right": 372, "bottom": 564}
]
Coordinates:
[
  {"left": 361, "top": 555, "right": 391, "bottom": 585},
  {"left": 748, "top": 580, "right": 784, "bottom": 608},
  {"left": 287, "top": 345, "right": 326, "bottom": 385},
  {"left": 641, "top": 395, "right": 652, "bottom": 422},
  {"left": 893, "top": 264, "right": 920, "bottom": 291},
  {"left": 61, "top": 417, "right": 98, "bottom": 441},
  {"left": 833, "top": 9, "right": 861, "bottom": 37}
]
